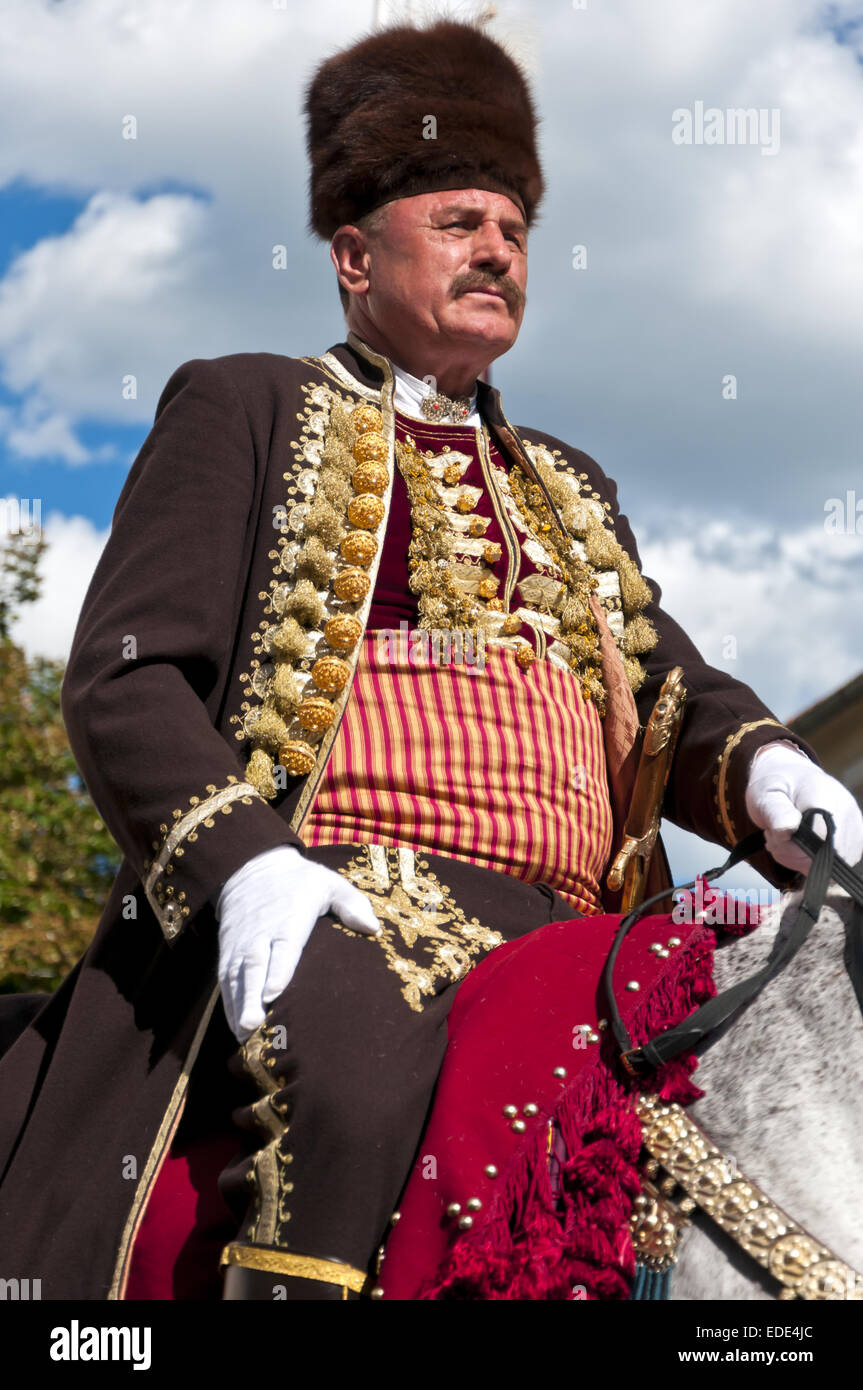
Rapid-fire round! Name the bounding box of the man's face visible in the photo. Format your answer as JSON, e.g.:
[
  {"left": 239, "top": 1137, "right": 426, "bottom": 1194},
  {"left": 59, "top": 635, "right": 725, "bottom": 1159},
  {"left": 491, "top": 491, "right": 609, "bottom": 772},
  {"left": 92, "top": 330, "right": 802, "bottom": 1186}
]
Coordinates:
[{"left": 340, "top": 188, "right": 528, "bottom": 373}]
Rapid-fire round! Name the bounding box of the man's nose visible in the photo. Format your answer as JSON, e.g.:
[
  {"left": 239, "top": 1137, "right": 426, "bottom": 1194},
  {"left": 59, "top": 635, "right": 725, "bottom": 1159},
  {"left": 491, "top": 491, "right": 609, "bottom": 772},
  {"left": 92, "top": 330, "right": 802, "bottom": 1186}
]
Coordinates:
[{"left": 470, "top": 221, "right": 513, "bottom": 271}]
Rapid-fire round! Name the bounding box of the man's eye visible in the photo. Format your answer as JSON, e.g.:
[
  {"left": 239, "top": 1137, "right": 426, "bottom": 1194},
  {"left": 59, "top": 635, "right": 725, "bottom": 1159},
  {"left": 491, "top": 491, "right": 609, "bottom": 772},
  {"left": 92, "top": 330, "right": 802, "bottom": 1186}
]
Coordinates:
[{"left": 442, "top": 221, "right": 524, "bottom": 248}]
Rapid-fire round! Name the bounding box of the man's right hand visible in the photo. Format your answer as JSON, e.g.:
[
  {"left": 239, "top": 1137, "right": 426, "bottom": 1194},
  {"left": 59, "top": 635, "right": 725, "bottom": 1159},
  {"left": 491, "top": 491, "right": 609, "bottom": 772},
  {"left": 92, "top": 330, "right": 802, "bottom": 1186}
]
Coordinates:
[{"left": 213, "top": 845, "right": 381, "bottom": 1042}]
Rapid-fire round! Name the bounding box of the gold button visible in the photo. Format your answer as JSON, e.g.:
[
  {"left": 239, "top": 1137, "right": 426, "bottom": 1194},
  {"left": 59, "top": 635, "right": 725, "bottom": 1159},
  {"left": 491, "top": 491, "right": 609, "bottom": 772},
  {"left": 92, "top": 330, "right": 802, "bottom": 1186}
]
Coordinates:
[
  {"left": 350, "top": 404, "right": 383, "bottom": 436},
  {"left": 324, "top": 614, "right": 363, "bottom": 651},
  {"left": 515, "top": 645, "right": 536, "bottom": 670},
  {"left": 347, "top": 493, "right": 386, "bottom": 530},
  {"left": 277, "top": 739, "right": 317, "bottom": 776},
  {"left": 340, "top": 530, "right": 378, "bottom": 566},
  {"left": 311, "top": 655, "right": 351, "bottom": 693},
  {"left": 351, "top": 462, "right": 389, "bottom": 496},
  {"left": 333, "top": 567, "right": 371, "bottom": 603},
  {"left": 297, "top": 696, "right": 336, "bottom": 734},
  {"left": 352, "top": 431, "right": 387, "bottom": 465}
]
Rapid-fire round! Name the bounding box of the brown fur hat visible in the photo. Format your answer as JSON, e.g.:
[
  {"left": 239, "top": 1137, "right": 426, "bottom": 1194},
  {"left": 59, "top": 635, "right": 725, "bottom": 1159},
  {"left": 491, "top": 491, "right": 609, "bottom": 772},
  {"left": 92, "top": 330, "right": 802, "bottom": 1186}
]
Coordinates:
[{"left": 304, "top": 19, "right": 544, "bottom": 239}]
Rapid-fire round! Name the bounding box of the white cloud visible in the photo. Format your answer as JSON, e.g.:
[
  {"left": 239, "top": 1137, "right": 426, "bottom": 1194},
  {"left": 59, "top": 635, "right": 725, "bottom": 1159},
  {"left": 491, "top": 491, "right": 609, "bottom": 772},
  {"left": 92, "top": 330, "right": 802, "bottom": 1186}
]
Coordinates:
[
  {"left": 512, "top": 0, "right": 863, "bottom": 517},
  {"left": 639, "top": 514, "right": 863, "bottom": 721},
  {"left": 0, "top": 190, "right": 217, "bottom": 434},
  {"left": 5, "top": 406, "right": 92, "bottom": 466}
]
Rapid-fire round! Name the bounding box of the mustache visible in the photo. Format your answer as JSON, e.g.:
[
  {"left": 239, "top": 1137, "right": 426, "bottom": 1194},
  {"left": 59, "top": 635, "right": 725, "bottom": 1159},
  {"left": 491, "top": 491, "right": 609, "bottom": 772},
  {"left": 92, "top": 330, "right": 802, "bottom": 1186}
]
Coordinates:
[{"left": 452, "top": 272, "right": 525, "bottom": 313}]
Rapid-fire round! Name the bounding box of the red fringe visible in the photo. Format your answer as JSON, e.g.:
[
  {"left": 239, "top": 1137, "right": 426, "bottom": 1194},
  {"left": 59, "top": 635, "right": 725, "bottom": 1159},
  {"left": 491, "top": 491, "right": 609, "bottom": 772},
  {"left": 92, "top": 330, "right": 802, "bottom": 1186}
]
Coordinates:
[{"left": 417, "top": 921, "right": 719, "bottom": 1301}]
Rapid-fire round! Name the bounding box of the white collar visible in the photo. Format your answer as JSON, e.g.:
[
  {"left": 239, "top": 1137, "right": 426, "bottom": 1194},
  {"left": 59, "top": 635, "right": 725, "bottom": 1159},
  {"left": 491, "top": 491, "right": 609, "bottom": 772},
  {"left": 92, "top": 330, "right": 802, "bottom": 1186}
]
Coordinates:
[{"left": 390, "top": 359, "right": 481, "bottom": 428}]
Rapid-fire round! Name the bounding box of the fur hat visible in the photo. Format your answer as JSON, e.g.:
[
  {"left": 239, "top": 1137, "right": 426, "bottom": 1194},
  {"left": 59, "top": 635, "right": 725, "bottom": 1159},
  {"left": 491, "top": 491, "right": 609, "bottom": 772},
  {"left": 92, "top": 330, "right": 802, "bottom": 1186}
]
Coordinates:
[{"left": 304, "top": 19, "right": 544, "bottom": 239}]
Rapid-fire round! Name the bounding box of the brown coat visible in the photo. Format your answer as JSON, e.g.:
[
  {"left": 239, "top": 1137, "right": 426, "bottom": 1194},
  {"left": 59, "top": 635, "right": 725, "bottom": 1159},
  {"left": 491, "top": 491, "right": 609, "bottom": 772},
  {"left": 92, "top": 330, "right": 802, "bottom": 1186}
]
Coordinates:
[{"left": 0, "top": 334, "right": 815, "bottom": 1298}]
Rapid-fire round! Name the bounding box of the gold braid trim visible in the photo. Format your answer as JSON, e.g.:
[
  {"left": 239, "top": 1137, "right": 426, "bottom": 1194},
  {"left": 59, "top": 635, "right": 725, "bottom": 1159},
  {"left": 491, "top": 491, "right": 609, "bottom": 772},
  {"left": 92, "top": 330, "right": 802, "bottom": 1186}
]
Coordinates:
[
  {"left": 524, "top": 447, "right": 659, "bottom": 702},
  {"left": 637, "top": 1094, "right": 863, "bottom": 1300},
  {"left": 393, "top": 433, "right": 630, "bottom": 712},
  {"left": 395, "top": 433, "right": 498, "bottom": 640},
  {"left": 220, "top": 1243, "right": 369, "bottom": 1294},
  {"left": 507, "top": 462, "right": 606, "bottom": 709},
  {"left": 142, "top": 776, "right": 263, "bottom": 940},
  {"left": 234, "top": 388, "right": 389, "bottom": 800},
  {"left": 714, "top": 717, "right": 787, "bottom": 845}
]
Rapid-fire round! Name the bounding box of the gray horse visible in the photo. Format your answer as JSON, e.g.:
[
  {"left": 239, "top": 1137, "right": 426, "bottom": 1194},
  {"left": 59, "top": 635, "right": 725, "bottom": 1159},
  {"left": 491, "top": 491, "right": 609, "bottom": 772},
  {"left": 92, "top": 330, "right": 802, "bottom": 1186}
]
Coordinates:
[{"left": 669, "top": 887, "right": 863, "bottom": 1300}]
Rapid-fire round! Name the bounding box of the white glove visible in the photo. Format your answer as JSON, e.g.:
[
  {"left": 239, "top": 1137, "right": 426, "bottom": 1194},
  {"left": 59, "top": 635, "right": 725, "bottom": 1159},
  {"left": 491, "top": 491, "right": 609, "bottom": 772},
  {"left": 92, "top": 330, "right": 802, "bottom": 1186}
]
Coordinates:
[
  {"left": 213, "top": 844, "right": 381, "bottom": 1041},
  {"left": 744, "top": 740, "right": 863, "bottom": 875}
]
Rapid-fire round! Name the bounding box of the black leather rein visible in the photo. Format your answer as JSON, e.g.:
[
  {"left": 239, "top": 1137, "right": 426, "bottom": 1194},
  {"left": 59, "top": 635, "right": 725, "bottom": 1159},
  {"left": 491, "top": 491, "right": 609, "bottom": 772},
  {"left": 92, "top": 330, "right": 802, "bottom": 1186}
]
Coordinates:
[{"left": 603, "top": 807, "right": 863, "bottom": 1076}]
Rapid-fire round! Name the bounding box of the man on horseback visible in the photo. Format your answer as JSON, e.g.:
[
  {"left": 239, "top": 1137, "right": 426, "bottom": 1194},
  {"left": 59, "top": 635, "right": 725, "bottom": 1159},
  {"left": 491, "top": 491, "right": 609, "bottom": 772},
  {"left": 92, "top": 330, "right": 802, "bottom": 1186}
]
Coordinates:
[{"left": 1, "top": 16, "right": 860, "bottom": 1302}]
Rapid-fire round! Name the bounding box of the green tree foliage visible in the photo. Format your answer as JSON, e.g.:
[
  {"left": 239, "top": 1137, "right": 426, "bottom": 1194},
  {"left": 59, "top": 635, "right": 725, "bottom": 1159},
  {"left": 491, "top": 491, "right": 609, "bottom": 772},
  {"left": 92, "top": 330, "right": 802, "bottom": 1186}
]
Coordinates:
[{"left": 1, "top": 530, "right": 119, "bottom": 992}]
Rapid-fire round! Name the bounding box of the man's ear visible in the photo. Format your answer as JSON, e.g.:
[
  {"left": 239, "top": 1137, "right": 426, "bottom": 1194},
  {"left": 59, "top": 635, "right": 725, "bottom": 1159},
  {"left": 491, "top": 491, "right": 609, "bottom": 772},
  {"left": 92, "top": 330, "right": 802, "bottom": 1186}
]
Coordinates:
[{"left": 330, "top": 226, "right": 370, "bottom": 300}]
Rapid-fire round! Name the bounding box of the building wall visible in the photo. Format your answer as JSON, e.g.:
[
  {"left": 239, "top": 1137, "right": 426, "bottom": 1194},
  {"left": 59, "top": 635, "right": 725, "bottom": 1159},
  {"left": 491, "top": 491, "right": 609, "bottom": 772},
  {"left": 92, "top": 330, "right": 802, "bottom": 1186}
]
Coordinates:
[{"left": 788, "top": 675, "right": 863, "bottom": 810}]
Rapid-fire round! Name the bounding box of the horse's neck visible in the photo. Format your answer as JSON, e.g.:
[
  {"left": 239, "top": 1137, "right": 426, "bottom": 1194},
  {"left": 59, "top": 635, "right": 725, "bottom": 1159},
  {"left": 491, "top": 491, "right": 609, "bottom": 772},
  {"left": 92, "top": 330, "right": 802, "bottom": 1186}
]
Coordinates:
[{"left": 687, "top": 889, "right": 863, "bottom": 1277}]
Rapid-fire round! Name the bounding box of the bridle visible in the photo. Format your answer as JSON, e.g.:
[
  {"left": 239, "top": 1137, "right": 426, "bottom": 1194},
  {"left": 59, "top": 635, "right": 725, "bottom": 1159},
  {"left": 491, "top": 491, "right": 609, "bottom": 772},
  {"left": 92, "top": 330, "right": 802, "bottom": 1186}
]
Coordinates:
[{"left": 603, "top": 807, "right": 863, "bottom": 1075}]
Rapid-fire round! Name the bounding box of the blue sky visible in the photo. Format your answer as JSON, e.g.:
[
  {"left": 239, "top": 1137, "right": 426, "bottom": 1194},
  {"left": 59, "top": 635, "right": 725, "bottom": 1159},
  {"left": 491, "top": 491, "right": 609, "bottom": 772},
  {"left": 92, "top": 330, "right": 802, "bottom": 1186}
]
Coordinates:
[{"left": 1, "top": 0, "right": 862, "bottom": 888}]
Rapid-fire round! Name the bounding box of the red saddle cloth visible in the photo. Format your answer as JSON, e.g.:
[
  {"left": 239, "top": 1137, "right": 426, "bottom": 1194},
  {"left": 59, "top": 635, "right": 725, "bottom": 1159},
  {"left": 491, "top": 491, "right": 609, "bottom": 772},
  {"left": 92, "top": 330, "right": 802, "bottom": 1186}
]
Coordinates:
[{"left": 377, "top": 908, "right": 730, "bottom": 1301}]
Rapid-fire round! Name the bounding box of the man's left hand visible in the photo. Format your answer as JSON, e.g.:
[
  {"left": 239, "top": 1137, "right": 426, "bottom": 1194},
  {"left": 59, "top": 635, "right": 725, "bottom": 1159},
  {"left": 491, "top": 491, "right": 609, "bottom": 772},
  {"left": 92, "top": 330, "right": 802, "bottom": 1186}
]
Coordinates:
[{"left": 744, "top": 741, "right": 863, "bottom": 875}]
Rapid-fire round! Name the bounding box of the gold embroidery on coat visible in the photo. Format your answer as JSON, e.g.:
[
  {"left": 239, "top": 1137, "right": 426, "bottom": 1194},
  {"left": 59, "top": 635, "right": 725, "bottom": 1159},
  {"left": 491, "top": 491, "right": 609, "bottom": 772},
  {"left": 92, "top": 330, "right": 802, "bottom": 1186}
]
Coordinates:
[
  {"left": 714, "top": 718, "right": 787, "bottom": 846},
  {"left": 395, "top": 433, "right": 498, "bottom": 639},
  {"left": 142, "top": 775, "right": 264, "bottom": 940},
  {"left": 514, "top": 440, "right": 660, "bottom": 702},
  {"left": 230, "top": 377, "right": 395, "bottom": 810},
  {"left": 240, "top": 1023, "right": 295, "bottom": 1248},
  {"left": 333, "top": 845, "right": 504, "bottom": 1012}
]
